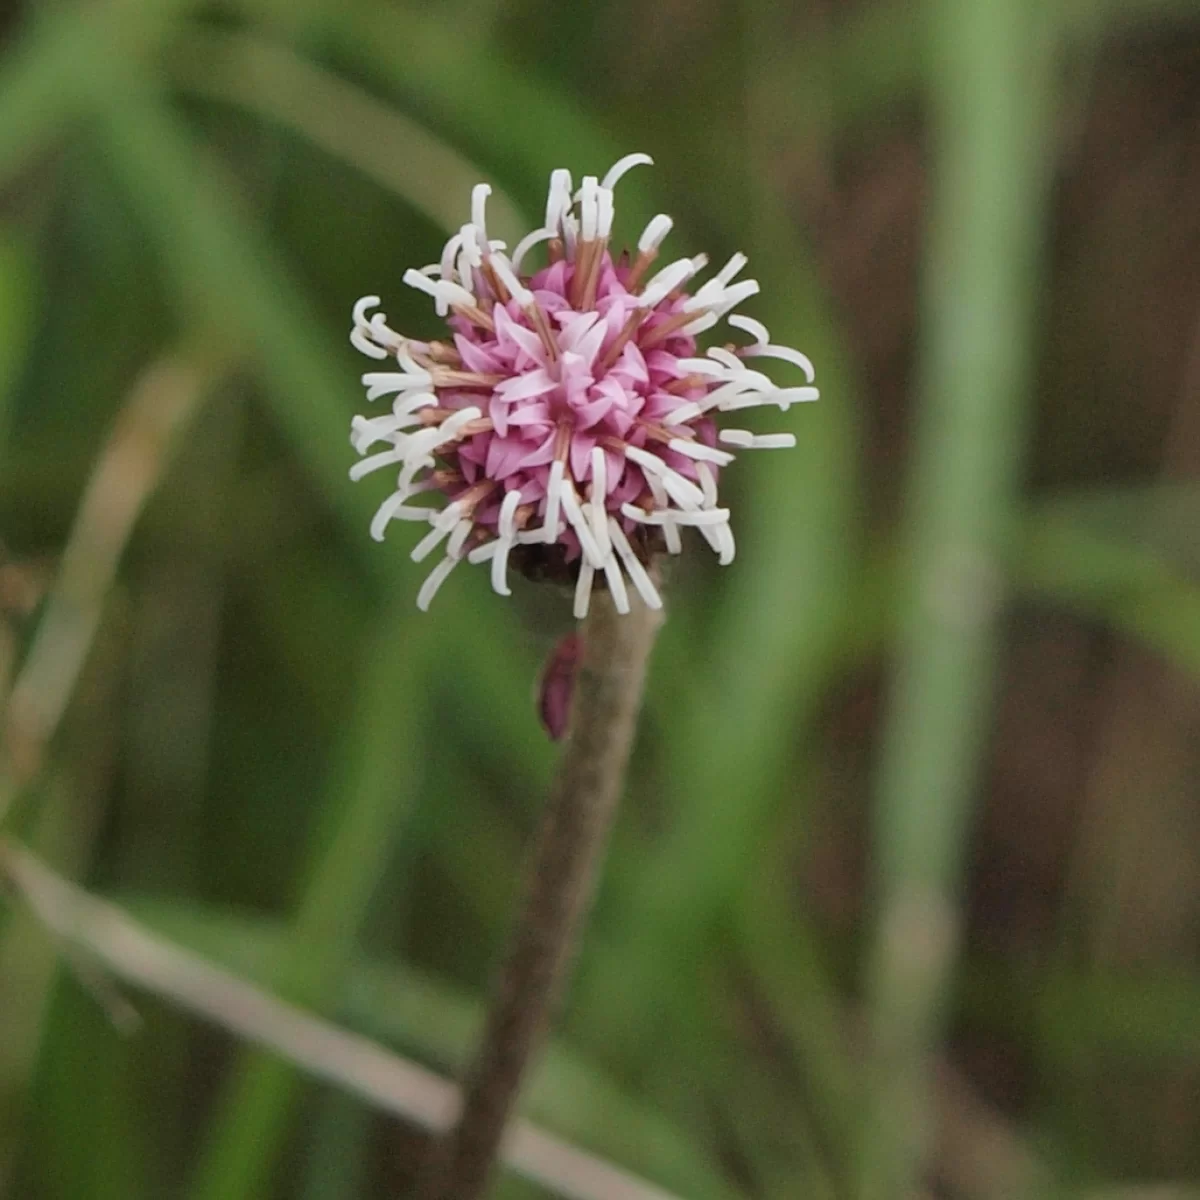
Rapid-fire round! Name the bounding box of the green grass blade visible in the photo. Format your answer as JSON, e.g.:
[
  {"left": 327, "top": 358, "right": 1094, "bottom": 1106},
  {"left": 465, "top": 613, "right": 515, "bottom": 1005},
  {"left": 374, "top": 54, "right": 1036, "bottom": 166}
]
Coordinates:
[{"left": 854, "top": 0, "right": 1057, "bottom": 1195}]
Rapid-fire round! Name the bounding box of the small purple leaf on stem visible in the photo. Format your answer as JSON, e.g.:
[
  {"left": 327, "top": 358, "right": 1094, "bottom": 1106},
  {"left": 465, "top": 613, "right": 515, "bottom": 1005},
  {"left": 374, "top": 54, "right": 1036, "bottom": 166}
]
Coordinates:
[{"left": 537, "top": 633, "right": 582, "bottom": 740}]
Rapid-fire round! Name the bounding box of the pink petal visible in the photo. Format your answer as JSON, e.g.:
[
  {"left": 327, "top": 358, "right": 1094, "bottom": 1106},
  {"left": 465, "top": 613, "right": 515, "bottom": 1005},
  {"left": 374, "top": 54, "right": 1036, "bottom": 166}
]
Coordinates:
[
  {"left": 486, "top": 435, "right": 537, "bottom": 480},
  {"left": 569, "top": 432, "right": 597, "bottom": 481}
]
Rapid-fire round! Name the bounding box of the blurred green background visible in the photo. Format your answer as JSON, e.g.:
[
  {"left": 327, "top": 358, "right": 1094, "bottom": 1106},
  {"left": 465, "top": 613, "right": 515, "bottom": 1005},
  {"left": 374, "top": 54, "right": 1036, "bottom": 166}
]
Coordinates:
[{"left": 2, "top": 0, "right": 1199, "bottom": 1197}]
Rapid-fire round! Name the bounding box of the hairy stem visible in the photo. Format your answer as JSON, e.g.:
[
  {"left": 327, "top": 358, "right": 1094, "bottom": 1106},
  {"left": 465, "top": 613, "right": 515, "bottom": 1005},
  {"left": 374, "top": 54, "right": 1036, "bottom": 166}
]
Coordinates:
[{"left": 420, "top": 590, "right": 662, "bottom": 1200}]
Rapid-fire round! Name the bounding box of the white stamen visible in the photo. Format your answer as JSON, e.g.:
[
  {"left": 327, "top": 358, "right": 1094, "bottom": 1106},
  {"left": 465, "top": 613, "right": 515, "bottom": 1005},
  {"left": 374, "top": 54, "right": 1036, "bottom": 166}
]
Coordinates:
[
  {"left": 663, "top": 401, "right": 703, "bottom": 425},
  {"left": 439, "top": 232, "right": 464, "bottom": 283},
  {"left": 361, "top": 366, "right": 434, "bottom": 402},
  {"left": 490, "top": 253, "right": 534, "bottom": 307},
  {"left": 349, "top": 446, "right": 406, "bottom": 482},
  {"left": 645, "top": 474, "right": 682, "bottom": 554},
  {"left": 410, "top": 520, "right": 454, "bottom": 563},
  {"left": 447, "top": 518, "right": 473, "bottom": 559},
  {"left": 710, "top": 279, "right": 760, "bottom": 317},
  {"left": 430, "top": 500, "right": 466, "bottom": 532},
  {"left": 560, "top": 480, "right": 606, "bottom": 568},
  {"left": 545, "top": 169, "right": 573, "bottom": 232},
  {"left": 664, "top": 378, "right": 764, "bottom": 424},
  {"left": 706, "top": 346, "right": 748, "bottom": 372},
  {"left": 718, "top": 430, "right": 797, "bottom": 449},
  {"left": 578, "top": 176, "right": 600, "bottom": 241},
  {"left": 429, "top": 404, "right": 483, "bottom": 446},
  {"left": 416, "top": 554, "right": 460, "bottom": 612},
  {"left": 368, "top": 314, "right": 405, "bottom": 351},
  {"left": 397, "top": 455, "right": 434, "bottom": 497},
  {"left": 394, "top": 405, "right": 481, "bottom": 470},
  {"left": 601, "top": 549, "right": 630, "bottom": 615},
  {"left": 561, "top": 212, "right": 579, "bottom": 255},
  {"left": 601, "top": 152, "right": 653, "bottom": 191},
  {"left": 458, "top": 224, "right": 484, "bottom": 270},
  {"left": 468, "top": 541, "right": 498, "bottom": 563},
  {"left": 679, "top": 310, "right": 719, "bottom": 336},
  {"left": 351, "top": 414, "right": 415, "bottom": 455},
  {"left": 370, "top": 492, "right": 435, "bottom": 541},
  {"left": 683, "top": 257, "right": 753, "bottom": 310},
  {"left": 637, "top": 214, "right": 673, "bottom": 254},
  {"left": 695, "top": 462, "right": 720, "bottom": 508},
  {"left": 741, "top": 343, "right": 817, "bottom": 382},
  {"left": 714, "top": 522, "right": 736, "bottom": 565},
  {"left": 675, "top": 357, "right": 726, "bottom": 377},
  {"left": 471, "top": 184, "right": 491, "bottom": 240},
  {"left": 490, "top": 537, "right": 514, "bottom": 595},
  {"left": 596, "top": 187, "right": 615, "bottom": 239},
  {"left": 498, "top": 489, "right": 522, "bottom": 538},
  {"left": 607, "top": 519, "right": 662, "bottom": 610},
  {"left": 588, "top": 447, "right": 611, "bottom": 561},
  {"left": 543, "top": 460, "right": 565, "bottom": 544},
  {"left": 719, "top": 387, "right": 819, "bottom": 412},
  {"left": 667, "top": 438, "right": 736, "bottom": 466},
  {"left": 698, "top": 348, "right": 777, "bottom": 391},
  {"left": 726, "top": 313, "right": 770, "bottom": 345},
  {"left": 713, "top": 252, "right": 748, "bottom": 289},
  {"left": 620, "top": 503, "right": 732, "bottom": 527},
  {"left": 573, "top": 561, "right": 595, "bottom": 620},
  {"left": 511, "top": 227, "right": 555, "bottom": 273},
  {"left": 638, "top": 258, "right": 699, "bottom": 310},
  {"left": 353, "top": 295, "right": 382, "bottom": 326},
  {"left": 352, "top": 393, "right": 438, "bottom": 451},
  {"left": 403, "top": 268, "right": 475, "bottom": 310},
  {"left": 624, "top": 446, "right": 705, "bottom": 508},
  {"left": 351, "top": 329, "right": 388, "bottom": 359}
]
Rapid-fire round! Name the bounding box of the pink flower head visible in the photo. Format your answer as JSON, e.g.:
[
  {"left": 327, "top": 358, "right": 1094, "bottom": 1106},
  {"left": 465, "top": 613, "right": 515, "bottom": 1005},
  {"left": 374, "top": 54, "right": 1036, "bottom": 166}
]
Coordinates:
[{"left": 348, "top": 153, "right": 818, "bottom": 615}]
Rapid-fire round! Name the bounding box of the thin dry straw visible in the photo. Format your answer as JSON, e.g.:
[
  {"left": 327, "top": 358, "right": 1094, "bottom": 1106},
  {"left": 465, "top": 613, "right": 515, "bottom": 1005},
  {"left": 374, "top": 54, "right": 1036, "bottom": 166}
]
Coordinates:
[
  {"left": 1, "top": 355, "right": 212, "bottom": 829},
  {"left": 0, "top": 840, "right": 683, "bottom": 1200}
]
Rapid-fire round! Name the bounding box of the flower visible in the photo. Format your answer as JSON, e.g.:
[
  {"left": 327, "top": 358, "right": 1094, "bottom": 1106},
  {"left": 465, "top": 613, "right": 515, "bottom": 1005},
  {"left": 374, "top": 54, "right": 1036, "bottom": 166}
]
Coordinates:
[{"left": 348, "top": 153, "right": 818, "bottom": 616}]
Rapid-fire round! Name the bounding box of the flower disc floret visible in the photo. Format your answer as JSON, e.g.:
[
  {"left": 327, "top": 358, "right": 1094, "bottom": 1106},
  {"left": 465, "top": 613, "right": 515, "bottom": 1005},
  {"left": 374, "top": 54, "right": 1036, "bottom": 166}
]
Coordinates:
[{"left": 348, "top": 153, "right": 818, "bottom": 615}]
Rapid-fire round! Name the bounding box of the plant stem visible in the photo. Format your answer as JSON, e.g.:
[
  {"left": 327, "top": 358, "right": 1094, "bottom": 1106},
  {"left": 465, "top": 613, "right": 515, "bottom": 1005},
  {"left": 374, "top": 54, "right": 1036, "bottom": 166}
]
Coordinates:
[{"left": 420, "top": 590, "right": 662, "bottom": 1200}]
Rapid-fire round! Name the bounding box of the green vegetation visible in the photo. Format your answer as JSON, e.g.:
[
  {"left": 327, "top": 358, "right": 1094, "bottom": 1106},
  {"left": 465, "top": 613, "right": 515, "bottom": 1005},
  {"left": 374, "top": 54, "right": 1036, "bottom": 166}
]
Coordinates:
[{"left": 2, "top": 0, "right": 1199, "bottom": 1197}]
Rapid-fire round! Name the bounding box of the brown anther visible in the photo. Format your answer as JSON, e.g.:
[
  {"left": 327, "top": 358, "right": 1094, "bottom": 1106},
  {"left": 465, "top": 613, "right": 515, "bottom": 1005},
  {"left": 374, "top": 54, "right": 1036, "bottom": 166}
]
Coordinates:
[
  {"left": 636, "top": 420, "right": 682, "bottom": 445},
  {"left": 578, "top": 240, "right": 608, "bottom": 311},
  {"left": 417, "top": 411, "right": 494, "bottom": 440},
  {"left": 638, "top": 308, "right": 698, "bottom": 350},
  {"left": 432, "top": 467, "right": 465, "bottom": 488},
  {"left": 664, "top": 373, "right": 709, "bottom": 394},
  {"left": 595, "top": 308, "right": 646, "bottom": 374},
  {"left": 465, "top": 524, "right": 494, "bottom": 551},
  {"left": 552, "top": 420, "right": 573, "bottom": 461},
  {"left": 425, "top": 341, "right": 462, "bottom": 366},
  {"left": 482, "top": 259, "right": 509, "bottom": 304},
  {"left": 569, "top": 240, "right": 597, "bottom": 309},
  {"left": 547, "top": 237, "right": 564, "bottom": 265},
  {"left": 458, "top": 417, "right": 495, "bottom": 437},
  {"left": 514, "top": 502, "right": 537, "bottom": 530},
  {"left": 454, "top": 479, "right": 498, "bottom": 517},
  {"left": 431, "top": 370, "right": 505, "bottom": 390},
  {"left": 452, "top": 303, "right": 495, "bottom": 334},
  {"left": 624, "top": 248, "right": 657, "bottom": 293},
  {"left": 525, "top": 302, "right": 560, "bottom": 363}
]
